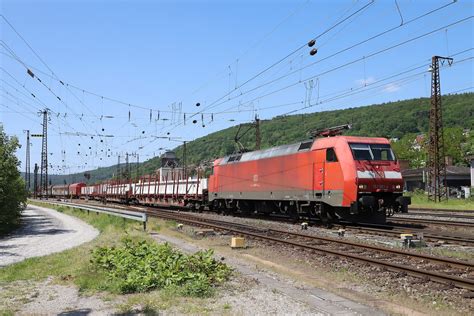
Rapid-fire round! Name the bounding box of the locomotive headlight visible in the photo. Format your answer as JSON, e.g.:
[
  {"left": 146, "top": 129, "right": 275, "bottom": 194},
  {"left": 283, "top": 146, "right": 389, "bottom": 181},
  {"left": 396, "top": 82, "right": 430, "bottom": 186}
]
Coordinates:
[
  {"left": 395, "top": 184, "right": 401, "bottom": 190},
  {"left": 358, "top": 184, "right": 367, "bottom": 190}
]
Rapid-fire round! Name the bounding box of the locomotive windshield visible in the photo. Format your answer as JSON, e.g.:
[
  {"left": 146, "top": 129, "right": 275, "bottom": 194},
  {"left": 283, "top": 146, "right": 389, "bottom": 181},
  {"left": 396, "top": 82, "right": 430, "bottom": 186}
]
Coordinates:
[{"left": 349, "top": 143, "right": 395, "bottom": 161}]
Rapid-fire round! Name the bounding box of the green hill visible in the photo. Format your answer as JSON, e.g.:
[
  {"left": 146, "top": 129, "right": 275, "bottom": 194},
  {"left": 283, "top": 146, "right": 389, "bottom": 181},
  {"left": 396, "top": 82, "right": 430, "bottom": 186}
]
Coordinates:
[{"left": 47, "top": 92, "right": 473, "bottom": 185}]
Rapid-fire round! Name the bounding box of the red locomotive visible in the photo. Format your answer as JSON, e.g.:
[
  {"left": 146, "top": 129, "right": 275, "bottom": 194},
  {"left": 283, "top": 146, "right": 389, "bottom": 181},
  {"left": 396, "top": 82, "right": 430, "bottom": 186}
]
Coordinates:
[
  {"left": 208, "top": 132, "right": 410, "bottom": 224},
  {"left": 75, "top": 128, "right": 409, "bottom": 224}
]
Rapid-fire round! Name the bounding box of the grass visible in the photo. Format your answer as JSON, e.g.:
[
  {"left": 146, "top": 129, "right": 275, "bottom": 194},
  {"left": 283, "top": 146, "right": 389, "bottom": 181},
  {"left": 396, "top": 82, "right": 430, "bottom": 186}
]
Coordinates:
[
  {"left": 407, "top": 192, "right": 474, "bottom": 210},
  {"left": 0, "top": 201, "right": 229, "bottom": 314}
]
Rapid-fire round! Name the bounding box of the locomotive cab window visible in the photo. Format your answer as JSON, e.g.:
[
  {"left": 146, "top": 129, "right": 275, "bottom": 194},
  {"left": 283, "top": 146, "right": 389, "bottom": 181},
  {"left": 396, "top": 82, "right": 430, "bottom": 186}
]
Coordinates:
[
  {"left": 326, "top": 148, "right": 338, "bottom": 162},
  {"left": 349, "top": 143, "right": 395, "bottom": 161},
  {"left": 370, "top": 144, "right": 395, "bottom": 161}
]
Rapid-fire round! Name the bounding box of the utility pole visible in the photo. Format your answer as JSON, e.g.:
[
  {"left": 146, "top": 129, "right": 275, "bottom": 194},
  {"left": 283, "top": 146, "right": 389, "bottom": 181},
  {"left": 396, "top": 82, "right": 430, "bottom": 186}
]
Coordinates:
[
  {"left": 427, "top": 56, "right": 453, "bottom": 202},
  {"left": 39, "top": 109, "right": 49, "bottom": 198},
  {"left": 125, "top": 152, "right": 130, "bottom": 180},
  {"left": 183, "top": 141, "right": 187, "bottom": 178},
  {"left": 24, "top": 130, "right": 31, "bottom": 191},
  {"left": 255, "top": 114, "right": 261, "bottom": 150},
  {"left": 33, "top": 163, "right": 38, "bottom": 198},
  {"left": 136, "top": 153, "right": 139, "bottom": 180},
  {"left": 116, "top": 155, "right": 121, "bottom": 180}
]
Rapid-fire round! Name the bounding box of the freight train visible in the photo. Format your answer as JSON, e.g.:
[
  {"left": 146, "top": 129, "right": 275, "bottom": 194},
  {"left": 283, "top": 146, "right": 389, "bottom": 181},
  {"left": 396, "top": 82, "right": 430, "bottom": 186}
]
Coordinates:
[
  {"left": 49, "top": 132, "right": 410, "bottom": 224},
  {"left": 48, "top": 182, "right": 86, "bottom": 199}
]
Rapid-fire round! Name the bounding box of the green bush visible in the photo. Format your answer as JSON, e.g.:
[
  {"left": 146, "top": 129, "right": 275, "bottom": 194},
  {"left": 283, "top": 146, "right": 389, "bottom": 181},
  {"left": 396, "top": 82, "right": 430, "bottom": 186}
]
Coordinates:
[{"left": 91, "top": 238, "right": 232, "bottom": 296}]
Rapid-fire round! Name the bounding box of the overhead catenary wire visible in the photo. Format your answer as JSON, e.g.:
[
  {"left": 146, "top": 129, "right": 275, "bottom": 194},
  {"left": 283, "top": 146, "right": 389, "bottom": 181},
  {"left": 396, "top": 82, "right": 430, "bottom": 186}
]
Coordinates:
[
  {"left": 0, "top": 17, "right": 110, "bottom": 169},
  {"left": 139, "top": 39, "right": 473, "bottom": 163},
  {"left": 256, "top": 51, "right": 474, "bottom": 119},
  {"left": 1, "top": 2, "right": 470, "bottom": 174},
  {"left": 159, "top": 14, "right": 472, "bottom": 139},
  {"left": 182, "top": 0, "right": 376, "bottom": 121},
  {"left": 0, "top": 0, "right": 376, "bottom": 118},
  {"left": 221, "top": 17, "right": 473, "bottom": 111},
  {"left": 1, "top": 42, "right": 103, "bottom": 136},
  {"left": 0, "top": 15, "right": 98, "bottom": 118},
  {"left": 211, "top": 67, "right": 465, "bottom": 141},
  {"left": 0, "top": 67, "right": 90, "bottom": 138},
  {"left": 196, "top": 7, "right": 468, "bottom": 116},
  {"left": 170, "top": 0, "right": 457, "bottom": 132},
  {"left": 1, "top": 0, "right": 456, "bottom": 125},
  {"left": 140, "top": 49, "right": 473, "bottom": 158},
  {"left": 283, "top": 56, "right": 473, "bottom": 116}
]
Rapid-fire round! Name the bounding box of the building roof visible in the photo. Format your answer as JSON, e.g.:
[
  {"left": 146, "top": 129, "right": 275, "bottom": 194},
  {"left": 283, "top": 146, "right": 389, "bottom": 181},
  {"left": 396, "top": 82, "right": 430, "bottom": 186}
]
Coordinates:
[
  {"left": 161, "top": 151, "right": 177, "bottom": 159},
  {"left": 402, "top": 166, "right": 470, "bottom": 179}
]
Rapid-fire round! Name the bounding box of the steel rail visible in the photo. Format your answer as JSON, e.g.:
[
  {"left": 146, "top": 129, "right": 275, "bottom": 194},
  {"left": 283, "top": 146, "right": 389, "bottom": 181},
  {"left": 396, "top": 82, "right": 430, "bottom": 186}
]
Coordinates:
[
  {"left": 148, "top": 209, "right": 473, "bottom": 268},
  {"left": 396, "top": 212, "right": 474, "bottom": 220},
  {"left": 390, "top": 217, "right": 474, "bottom": 227},
  {"left": 46, "top": 200, "right": 474, "bottom": 289},
  {"left": 343, "top": 225, "right": 474, "bottom": 245},
  {"left": 60, "top": 199, "right": 474, "bottom": 245},
  {"left": 145, "top": 209, "right": 474, "bottom": 291},
  {"left": 409, "top": 207, "right": 474, "bottom": 213}
]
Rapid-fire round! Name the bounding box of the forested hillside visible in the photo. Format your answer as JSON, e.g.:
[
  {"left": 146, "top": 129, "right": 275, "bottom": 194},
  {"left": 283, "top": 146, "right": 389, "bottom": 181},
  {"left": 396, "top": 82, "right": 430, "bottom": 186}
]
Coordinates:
[{"left": 48, "top": 92, "right": 473, "bottom": 184}]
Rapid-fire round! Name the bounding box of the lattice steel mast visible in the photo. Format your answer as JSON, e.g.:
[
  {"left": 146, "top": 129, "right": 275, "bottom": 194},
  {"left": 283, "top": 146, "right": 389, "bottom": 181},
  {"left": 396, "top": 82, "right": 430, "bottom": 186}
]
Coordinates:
[
  {"left": 33, "top": 163, "right": 38, "bottom": 198},
  {"left": 116, "top": 155, "right": 121, "bottom": 180},
  {"left": 427, "top": 56, "right": 452, "bottom": 202},
  {"left": 255, "top": 114, "right": 261, "bottom": 150},
  {"left": 39, "top": 109, "right": 49, "bottom": 197}
]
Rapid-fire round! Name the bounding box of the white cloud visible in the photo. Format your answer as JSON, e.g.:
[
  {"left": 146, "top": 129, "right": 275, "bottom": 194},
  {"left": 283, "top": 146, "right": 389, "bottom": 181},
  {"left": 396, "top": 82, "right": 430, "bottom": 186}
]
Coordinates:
[
  {"left": 383, "top": 83, "right": 401, "bottom": 93},
  {"left": 355, "top": 76, "right": 376, "bottom": 86}
]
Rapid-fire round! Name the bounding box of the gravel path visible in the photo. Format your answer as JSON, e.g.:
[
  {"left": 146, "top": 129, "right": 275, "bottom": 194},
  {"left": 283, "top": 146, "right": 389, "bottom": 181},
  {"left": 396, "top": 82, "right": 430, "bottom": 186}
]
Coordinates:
[
  {"left": 152, "top": 232, "right": 384, "bottom": 315},
  {"left": 0, "top": 204, "right": 99, "bottom": 267}
]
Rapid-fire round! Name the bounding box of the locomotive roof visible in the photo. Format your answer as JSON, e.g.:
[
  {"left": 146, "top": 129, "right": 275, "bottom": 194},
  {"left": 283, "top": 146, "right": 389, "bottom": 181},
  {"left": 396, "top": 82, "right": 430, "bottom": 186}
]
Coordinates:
[
  {"left": 218, "top": 135, "right": 390, "bottom": 165},
  {"left": 218, "top": 141, "right": 307, "bottom": 165}
]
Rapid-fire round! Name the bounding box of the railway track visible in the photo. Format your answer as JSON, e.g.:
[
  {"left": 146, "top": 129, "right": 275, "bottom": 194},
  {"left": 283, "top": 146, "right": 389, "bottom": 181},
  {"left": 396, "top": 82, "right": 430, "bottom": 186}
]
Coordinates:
[
  {"left": 339, "top": 224, "right": 474, "bottom": 245},
  {"left": 47, "top": 199, "right": 474, "bottom": 245},
  {"left": 143, "top": 208, "right": 474, "bottom": 291},
  {"left": 42, "top": 200, "right": 474, "bottom": 291},
  {"left": 389, "top": 217, "right": 474, "bottom": 228},
  {"left": 409, "top": 207, "right": 474, "bottom": 214},
  {"left": 399, "top": 212, "right": 474, "bottom": 220}
]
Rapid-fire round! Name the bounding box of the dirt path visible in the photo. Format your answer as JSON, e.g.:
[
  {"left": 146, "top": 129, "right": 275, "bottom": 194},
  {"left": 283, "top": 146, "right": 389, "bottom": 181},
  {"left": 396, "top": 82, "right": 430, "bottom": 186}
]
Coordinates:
[
  {"left": 152, "top": 232, "right": 385, "bottom": 316},
  {"left": 0, "top": 204, "right": 99, "bottom": 267}
]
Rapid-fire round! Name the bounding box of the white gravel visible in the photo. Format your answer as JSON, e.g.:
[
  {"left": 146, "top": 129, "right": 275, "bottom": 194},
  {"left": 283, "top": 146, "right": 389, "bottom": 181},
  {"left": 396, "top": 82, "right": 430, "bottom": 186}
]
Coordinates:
[
  {"left": 0, "top": 204, "right": 99, "bottom": 267},
  {"left": 1, "top": 278, "right": 118, "bottom": 315}
]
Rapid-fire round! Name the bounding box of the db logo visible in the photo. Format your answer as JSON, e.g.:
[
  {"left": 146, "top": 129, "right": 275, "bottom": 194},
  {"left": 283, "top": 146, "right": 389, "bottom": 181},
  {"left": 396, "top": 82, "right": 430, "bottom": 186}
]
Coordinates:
[{"left": 253, "top": 174, "right": 258, "bottom": 182}]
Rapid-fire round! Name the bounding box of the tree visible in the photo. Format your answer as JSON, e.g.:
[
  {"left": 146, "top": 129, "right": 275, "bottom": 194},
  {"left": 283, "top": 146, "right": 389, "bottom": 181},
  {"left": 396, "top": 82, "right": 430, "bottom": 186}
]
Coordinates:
[
  {"left": 443, "top": 127, "right": 464, "bottom": 165},
  {"left": 0, "top": 126, "right": 28, "bottom": 235},
  {"left": 462, "top": 130, "right": 474, "bottom": 163},
  {"left": 391, "top": 133, "right": 426, "bottom": 168}
]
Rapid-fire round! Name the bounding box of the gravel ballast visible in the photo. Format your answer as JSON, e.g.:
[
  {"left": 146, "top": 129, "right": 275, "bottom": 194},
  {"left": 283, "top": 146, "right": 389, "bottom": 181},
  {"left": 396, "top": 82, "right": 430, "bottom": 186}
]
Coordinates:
[{"left": 0, "top": 204, "right": 99, "bottom": 267}]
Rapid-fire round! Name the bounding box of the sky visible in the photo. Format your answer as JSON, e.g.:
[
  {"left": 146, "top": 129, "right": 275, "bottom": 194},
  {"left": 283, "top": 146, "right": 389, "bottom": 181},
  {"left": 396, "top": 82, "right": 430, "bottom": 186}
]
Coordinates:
[{"left": 0, "top": 0, "right": 473, "bottom": 176}]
